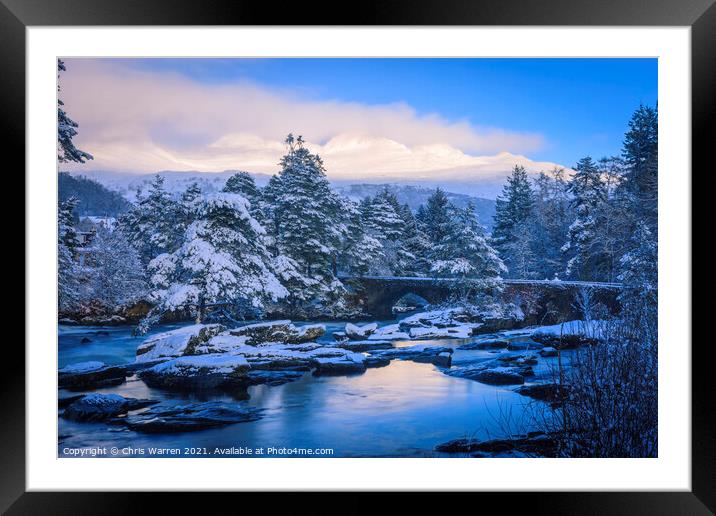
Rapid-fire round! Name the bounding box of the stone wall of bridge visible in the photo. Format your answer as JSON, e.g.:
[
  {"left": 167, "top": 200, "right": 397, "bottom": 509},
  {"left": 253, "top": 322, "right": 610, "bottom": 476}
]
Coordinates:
[{"left": 342, "top": 276, "right": 621, "bottom": 322}]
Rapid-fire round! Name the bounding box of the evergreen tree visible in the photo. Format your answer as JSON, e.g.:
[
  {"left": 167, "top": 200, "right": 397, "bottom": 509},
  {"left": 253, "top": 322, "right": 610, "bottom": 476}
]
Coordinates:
[
  {"left": 397, "top": 202, "right": 431, "bottom": 276},
  {"left": 592, "top": 157, "right": 630, "bottom": 282},
  {"left": 361, "top": 189, "right": 412, "bottom": 275},
  {"left": 179, "top": 182, "right": 202, "bottom": 228},
  {"left": 223, "top": 171, "right": 259, "bottom": 207},
  {"left": 618, "top": 222, "right": 657, "bottom": 335},
  {"left": 503, "top": 220, "right": 537, "bottom": 280},
  {"left": 491, "top": 165, "right": 534, "bottom": 276},
  {"left": 58, "top": 197, "right": 81, "bottom": 312},
  {"left": 420, "top": 188, "right": 453, "bottom": 246},
  {"left": 120, "top": 175, "right": 181, "bottom": 265},
  {"left": 431, "top": 203, "right": 505, "bottom": 281},
  {"left": 270, "top": 134, "right": 345, "bottom": 306},
  {"left": 257, "top": 174, "right": 283, "bottom": 256},
  {"left": 88, "top": 226, "right": 147, "bottom": 309},
  {"left": 529, "top": 169, "right": 572, "bottom": 279},
  {"left": 146, "top": 193, "right": 287, "bottom": 324},
  {"left": 57, "top": 60, "right": 93, "bottom": 164},
  {"left": 335, "top": 197, "right": 383, "bottom": 277},
  {"left": 562, "top": 156, "right": 606, "bottom": 279},
  {"left": 620, "top": 104, "right": 658, "bottom": 230}
]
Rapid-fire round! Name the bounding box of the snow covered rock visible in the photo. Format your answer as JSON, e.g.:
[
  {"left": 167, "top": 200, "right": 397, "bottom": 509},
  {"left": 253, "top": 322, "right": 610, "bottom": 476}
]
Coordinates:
[
  {"left": 58, "top": 363, "right": 128, "bottom": 391},
  {"left": 191, "top": 334, "right": 250, "bottom": 355},
  {"left": 312, "top": 353, "right": 367, "bottom": 376},
  {"left": 447, "top": 365, "right": 527, "bottom": 385},
  {"left": 295, "top": 324, "right": 326, "bottom": 342},
  {"left": 367, "top": 324, "right": 411, "bottom": 341},
  {"left": 344, "top": 322, "right": 378, "bottom": 340},
  {"left": 408, "top": 325, "right": 477, "bottom": 340},
  {"left": 227, "top": 320, "right": 325, "bottom": 345},
  {"left": 120, "top": 401, "right": 263, "bottom": 433},
  {"left": 136, "top": 324, "right": 226, "bottom": 363},
  {"left": 399, "top": 308, "right": 472, "bottom": 330},
  {"left": 139, "top": 354, "right": 250, "bottom": 389},
  {"left": 62, "top": 393, "right": 157, "bottom": 422}
]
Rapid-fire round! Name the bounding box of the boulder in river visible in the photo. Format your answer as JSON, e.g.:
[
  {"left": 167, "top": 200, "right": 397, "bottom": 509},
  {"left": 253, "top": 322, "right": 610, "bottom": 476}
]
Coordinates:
[
  {"left": 136, "top": 324, "right": 226, "bottom": 362},
  {"left": 367, "top": 324, "right": 411, "bottom": 341},
  {"left": 139, "top": 353, "right": 250, "bottom": 390},
  {"left": 344, "top": 322, "right": 378, "bottom": 340},
  {"left": 62, "top": 393, "right": 158, "bottom": 422},
  {"left": 227, "top": 320, "right": 325, "bottom": 345},
  {"left": 408, "top": 325, "right": 477, "bottom": 340},
  {"left": 312, "top": 353, "right": 367, "bottom": 376},
  {"left": 446, "top": 364, "right": 527, "bottom": 385},
  {"left": 58, "top": 362, "right": 128, "bottom": 391},
  {"left": 119, "top": 401, "right": 263, "bottom": 433}
]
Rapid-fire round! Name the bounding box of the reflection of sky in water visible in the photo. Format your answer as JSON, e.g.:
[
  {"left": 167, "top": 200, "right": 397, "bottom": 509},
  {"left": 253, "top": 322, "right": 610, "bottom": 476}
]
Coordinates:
[{"left": 59, "top": 322, "right": 558, "bottom": 458}]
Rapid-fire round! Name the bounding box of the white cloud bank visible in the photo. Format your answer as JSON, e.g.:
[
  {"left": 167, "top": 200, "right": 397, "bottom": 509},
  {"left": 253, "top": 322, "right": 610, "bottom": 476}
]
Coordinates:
[{"left": 60, "top": 59, "right": 568, "bottom": 189}]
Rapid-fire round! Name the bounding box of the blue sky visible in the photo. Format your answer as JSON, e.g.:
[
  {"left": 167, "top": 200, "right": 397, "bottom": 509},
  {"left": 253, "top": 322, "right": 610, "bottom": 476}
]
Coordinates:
[
  {"left": 62, "top": 57, "right": 657, "bottom": 197},
  {"left": 125, "top": 57, "right": 657, "bottom": 167}
]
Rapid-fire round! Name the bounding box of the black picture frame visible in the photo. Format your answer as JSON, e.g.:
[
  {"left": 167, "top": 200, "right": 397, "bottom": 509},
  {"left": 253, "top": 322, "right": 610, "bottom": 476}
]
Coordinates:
[{"left": 3, "top": 0, "right": 711, "bottom": 512}]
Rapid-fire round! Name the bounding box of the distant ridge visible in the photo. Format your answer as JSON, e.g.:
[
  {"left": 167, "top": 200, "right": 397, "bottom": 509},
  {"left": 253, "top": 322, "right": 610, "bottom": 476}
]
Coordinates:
[{"left": 64, "top": 170, "right": 497, "bottom": 231}]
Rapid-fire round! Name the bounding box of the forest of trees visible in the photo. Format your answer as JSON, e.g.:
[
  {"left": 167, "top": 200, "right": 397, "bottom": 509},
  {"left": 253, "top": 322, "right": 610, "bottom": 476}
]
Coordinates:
[
  {"left": 492, "top": 105, "right": 657, "bottom": 284},
  {"left": 57, "top": 104, "right": 657, "bottom": 337}
]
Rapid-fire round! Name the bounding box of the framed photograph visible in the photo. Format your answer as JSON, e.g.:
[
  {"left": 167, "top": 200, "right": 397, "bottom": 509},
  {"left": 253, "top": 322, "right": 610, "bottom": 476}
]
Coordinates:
[{"left": 6, "top": 0, "right": 712, "bottom": 511}]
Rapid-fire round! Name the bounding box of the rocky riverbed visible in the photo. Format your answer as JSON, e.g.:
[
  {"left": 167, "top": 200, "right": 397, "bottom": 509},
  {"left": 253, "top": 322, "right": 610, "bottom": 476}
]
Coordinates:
[{"left": 58, "top": 309, "right": 600, "bottom": 457}]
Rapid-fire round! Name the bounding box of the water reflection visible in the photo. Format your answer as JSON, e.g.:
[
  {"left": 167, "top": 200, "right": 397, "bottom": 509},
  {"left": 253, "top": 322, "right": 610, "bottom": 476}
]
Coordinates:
[{"left": 58, "top": 322, "right": 548, "bottom": 457}]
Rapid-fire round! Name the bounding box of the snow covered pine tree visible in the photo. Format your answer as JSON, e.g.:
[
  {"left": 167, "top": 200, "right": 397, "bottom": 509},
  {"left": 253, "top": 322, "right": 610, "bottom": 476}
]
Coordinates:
[{"left": 145, "top": 192, "right": 287, "bottom": 326}]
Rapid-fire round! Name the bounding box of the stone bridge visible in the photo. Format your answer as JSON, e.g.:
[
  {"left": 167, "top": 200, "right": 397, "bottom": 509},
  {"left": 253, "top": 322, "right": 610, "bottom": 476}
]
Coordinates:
[{"left": 338, "top": 275, "right": 622, "bottom": 320}]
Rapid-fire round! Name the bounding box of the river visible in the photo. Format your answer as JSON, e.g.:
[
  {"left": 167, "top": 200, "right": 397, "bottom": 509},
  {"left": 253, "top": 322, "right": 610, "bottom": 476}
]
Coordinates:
[{"left": 58, "top": 318, "right": 559, "bottom": 458}]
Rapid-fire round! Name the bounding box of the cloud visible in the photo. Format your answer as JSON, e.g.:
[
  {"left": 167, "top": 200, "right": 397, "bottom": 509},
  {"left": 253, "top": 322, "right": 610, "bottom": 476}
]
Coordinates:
[{"left": 60, "top": 59, "right": 563, "bottom": 185}]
